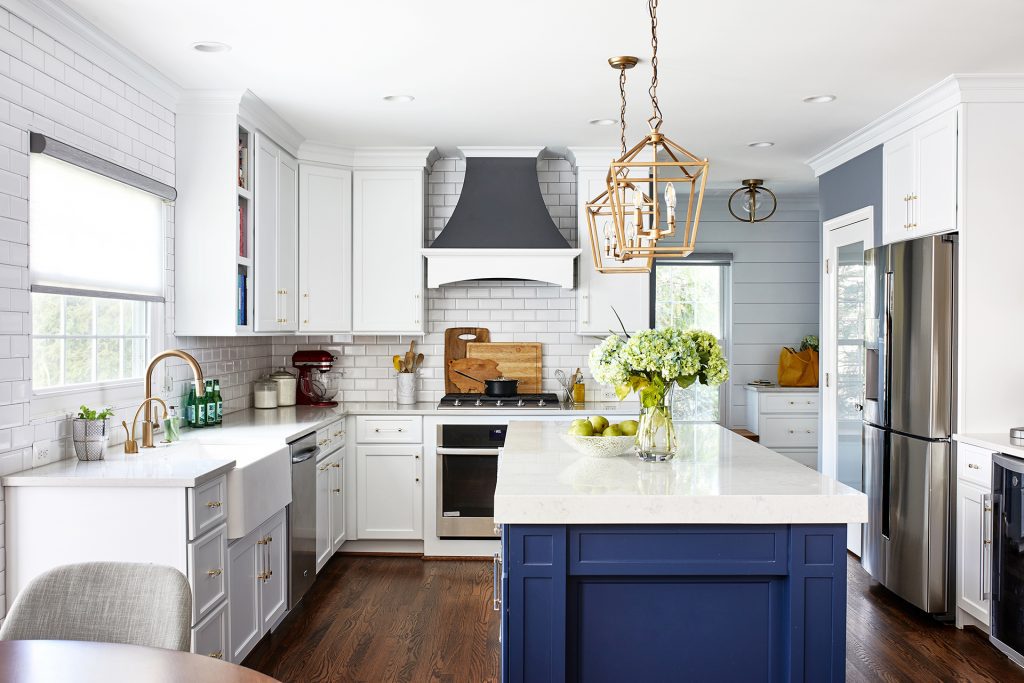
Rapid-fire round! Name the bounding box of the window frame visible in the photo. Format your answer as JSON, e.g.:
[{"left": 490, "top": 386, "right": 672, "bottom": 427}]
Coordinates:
[
  {"left": 649, "top": 255, "right": 733, "bottom": 425},
  {"left": 28, "top": 135, "right": 170, "bottom": 418}
]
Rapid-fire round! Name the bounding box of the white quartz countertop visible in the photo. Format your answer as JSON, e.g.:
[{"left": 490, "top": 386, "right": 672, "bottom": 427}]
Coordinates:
[
  {"left": 743, "top": 385, "right": 819, "bottom": 393},
  {"left": 954, "top": 433, "right": 1024, "bottom": 459},
  {"left": 493, "top": 421, "right": 867, "bottom": 525},
  {"left": 183, "top": 405, "right": 345, "bottom": 444},
  {"left": 340, "top": 400, "right": 642, "bottom": 416},
  {"left": 1, "top": 445, "right": 235, "bottom": 488}
]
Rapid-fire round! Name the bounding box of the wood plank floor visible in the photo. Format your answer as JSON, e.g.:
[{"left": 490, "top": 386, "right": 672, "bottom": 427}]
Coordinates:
[{"left": 245, "top": 553, "right": 1024, "bottom": 682}]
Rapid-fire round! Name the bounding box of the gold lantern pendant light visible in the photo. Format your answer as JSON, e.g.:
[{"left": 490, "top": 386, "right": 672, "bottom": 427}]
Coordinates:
[
  {"left": 727, "top": 179, "right": 778, "bottom": 222},
  {"left": 588, "top": 0, "right": 710, "bottom": 273},
  {"left": 585, "top": 56, "right": 653, "bottom": 274}
]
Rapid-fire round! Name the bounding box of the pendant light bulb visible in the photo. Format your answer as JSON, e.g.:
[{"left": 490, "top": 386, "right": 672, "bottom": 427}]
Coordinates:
[{"left": 665, "top": 182, "right": 676, "bottom": 211}]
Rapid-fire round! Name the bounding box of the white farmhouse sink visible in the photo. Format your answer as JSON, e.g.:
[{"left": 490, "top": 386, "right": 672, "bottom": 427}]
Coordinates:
[{"left": 172, "top": 442, "right": 291, "bottom": 539}]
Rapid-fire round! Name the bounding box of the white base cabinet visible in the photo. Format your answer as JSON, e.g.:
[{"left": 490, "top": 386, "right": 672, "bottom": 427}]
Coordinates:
[
  {"left": 955, "top": 442, "right": 994, "bottom": 631},
  {"left": 315, "top": 447, "right": 347, "bottom": 572},
  {"left": 744, "top": 388, "right": 820, "bottom": 469},
  {"left": 228, "top": 507, "right": 287, "bottom": 663},
  {"left": 356, "top": 444, "right": 423, "bottom": 539}
]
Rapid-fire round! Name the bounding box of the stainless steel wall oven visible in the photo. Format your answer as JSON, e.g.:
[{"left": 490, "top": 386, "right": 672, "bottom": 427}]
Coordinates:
[{"left": 436, "top": 424, "right": 505, "bottom": 539}]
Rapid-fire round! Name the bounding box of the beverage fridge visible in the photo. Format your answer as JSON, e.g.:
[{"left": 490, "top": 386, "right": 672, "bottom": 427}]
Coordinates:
[{"left": 861, "top": 234, "right": 957, "bottom": 614}]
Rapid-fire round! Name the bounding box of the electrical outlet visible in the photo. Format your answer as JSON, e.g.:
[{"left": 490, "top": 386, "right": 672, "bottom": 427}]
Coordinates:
[{"left": 32, "top": 440, "right": 59, "bottom": 467}]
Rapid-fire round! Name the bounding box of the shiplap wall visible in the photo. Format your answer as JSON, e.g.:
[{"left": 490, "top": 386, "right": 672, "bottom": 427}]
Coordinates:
[{"left": 689, "top": 198, "right": 821, "bottom": 428}]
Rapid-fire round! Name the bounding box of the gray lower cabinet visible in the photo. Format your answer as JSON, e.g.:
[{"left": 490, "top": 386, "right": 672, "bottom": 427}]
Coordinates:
[{"left": 228, "top": 508, "right": 287, "bottom": 663}]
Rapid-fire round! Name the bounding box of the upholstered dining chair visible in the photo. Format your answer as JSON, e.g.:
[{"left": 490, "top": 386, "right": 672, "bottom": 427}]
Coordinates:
[{"left": 0, "top": 561, "right": 192, "bottom": 652}]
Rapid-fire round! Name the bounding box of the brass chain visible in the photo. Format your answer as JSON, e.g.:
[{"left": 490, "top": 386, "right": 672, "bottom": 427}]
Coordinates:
[
  {"left": 618, "top": 64, "right": 628, "bottom": 155},
  {"left": 647, "top": 0, "right": 663, "bottom": 130}
]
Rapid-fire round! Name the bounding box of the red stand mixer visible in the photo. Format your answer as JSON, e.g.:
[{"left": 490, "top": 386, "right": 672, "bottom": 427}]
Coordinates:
[{"left": 292, "top": 350, "right": 342, "bottom": 407}]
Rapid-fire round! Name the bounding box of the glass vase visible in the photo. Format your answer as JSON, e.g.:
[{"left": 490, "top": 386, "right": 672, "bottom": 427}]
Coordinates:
[{"left": 636, "top": 387, "right": 677, "bottom": 462}]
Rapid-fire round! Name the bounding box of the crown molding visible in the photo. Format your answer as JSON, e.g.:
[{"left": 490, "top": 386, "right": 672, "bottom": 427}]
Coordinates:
[
  {"left": 566, "top": 146, "right": 619, "bottom": 170},
  {"left": 7, "top": 0, "right": 181, "bottom": 110},
  {"left": 351, "top": 146, "right": 435, "bottom": 169},
  {"left": 806, "top": 74, "right": 1024, "bottom": 177},
  {"left": 239, "top": 90, "right": 304, "bottom": 157},
  {"left": 298, "top": 141, "right": 355, "bottom": 166},
  {"left": 176, "top": 89, "right": 246, "bottom": 115}
]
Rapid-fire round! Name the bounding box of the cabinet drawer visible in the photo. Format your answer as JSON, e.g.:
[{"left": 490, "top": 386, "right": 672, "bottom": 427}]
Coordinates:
[
  {"left": 761, "top": 393, "right": 819, "bottom": 414},
  {"left": 189, "top": 523, "right": 229, "bottom": 624},
  {"left": 316, "top": 426, "right": 332, "bottom": 452},
  {"left": 759, "top": 417, "right": 817, "bottom": 448},
  {"left": 188, "top": 475, "right": 228, "bottom": 541},
  {"left": 330, "top": 421, "right": 347, "bottom": 445},
  {"left": 772, "top": 448, "right": 818, "bottom": 470},
  {"left": 356, "top": 416, "right": 422, "bottom": 443},
  {"left": 957, "top": 442, "right": 994, "bottom": 488},
  {"left": 191, "top": 598, "right": 228, "bottom": 661}
]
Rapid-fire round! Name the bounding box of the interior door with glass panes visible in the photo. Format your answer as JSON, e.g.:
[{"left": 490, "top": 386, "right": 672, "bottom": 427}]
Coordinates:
[{"left": 822, "top": 209, "right": 874, "bottom": 555}]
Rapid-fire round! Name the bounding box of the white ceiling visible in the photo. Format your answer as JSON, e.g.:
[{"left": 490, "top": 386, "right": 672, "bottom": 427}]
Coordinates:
[{"left": 62, "top": 0, "right": 1024, "bottom": 192}]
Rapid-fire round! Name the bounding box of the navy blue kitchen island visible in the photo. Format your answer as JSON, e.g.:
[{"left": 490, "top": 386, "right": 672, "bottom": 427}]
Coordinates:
[{"left": 493, "top": 423, "right": 867, "bottom": 683}]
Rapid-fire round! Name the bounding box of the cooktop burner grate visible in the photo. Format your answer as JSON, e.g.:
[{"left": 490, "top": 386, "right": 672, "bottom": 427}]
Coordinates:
[{"left": 438, "top": 393, "right": 560, "bottom": 409}]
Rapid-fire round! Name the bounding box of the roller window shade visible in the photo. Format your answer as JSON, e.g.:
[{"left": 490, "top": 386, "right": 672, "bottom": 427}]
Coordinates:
[{"left": 29, "top": 151, "right": 166, "bottom": 301}]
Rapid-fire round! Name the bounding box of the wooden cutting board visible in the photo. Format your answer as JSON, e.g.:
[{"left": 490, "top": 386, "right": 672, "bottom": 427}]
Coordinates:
[
  {"left": 466, "top": 342, "right": 542, "bottom": 394},
  {"left": 448, "top": 358, "right": 501, "bottom": 393},
  {"left": 444, "top": 327, "right": 491, "bottom": 393}
]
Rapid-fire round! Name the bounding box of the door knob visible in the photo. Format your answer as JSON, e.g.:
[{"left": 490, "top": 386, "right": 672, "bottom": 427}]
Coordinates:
[{"left": 855, "top": 403, "right": 864, "bottom": 411}]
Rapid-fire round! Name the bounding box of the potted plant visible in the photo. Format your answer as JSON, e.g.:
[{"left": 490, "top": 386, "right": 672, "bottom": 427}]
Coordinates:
[
  {"left": 589, "top": 328, "right": 729, "bottom": 461},
  {"left": 72, "top": 405, "right": 114, "bottom": 461}
]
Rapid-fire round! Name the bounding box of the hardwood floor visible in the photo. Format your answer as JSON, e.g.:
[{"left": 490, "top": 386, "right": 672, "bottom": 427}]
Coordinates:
[{"left": 245, "top": 553, "right": 1024, "bottom": 682}]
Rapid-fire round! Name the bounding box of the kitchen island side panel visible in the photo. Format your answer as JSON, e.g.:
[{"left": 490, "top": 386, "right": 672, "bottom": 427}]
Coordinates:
[{"left": 503, "top": 523, "right": 847, "bottom": 683}]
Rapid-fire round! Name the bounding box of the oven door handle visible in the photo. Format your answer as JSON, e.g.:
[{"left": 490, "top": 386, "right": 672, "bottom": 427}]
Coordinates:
[{"left": 436, "top": 447, "right": 502, "bottom": 456}]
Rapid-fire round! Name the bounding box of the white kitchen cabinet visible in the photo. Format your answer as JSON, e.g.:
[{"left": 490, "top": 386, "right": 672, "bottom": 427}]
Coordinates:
[
  {"left": 315, "top": 452, "right": 333, "bottom": 572},
  {"left": 955, "top": 442, "right": 994, "bottom": 631},
  {"left": 744, "top": 388, "right": 819, "bottom": 469},
  {"left": 351, "top": 169, "right": 425, "bottom": 334},
  {"left": 330, "top": 455, "right": 347, "bottom": 551},
  {"left": 356, "top": 444, "right": 423, "bottom": 539},
  {"left": 882, "top": 108, "right": 958, "bottom": 245},
  {"left": 255, "top": 135, "right": 299, "bottom": 332},
  {"left": 227, "top": 507, "right": 288, "bottom": 663},
  {"left": 572, "top": 162, "right": 650, "bottom": 336},
  {"left": 299, "top": 163, "right": 352, "bottom": 332}
]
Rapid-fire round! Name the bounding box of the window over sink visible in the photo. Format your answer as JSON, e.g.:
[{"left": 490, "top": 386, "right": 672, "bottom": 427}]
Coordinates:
[
  {"left": 651, "top": 255, "right": 731, "bottom": 423},
  {"left": 29, "top": 137, "right": 171, "bottom": 411}
]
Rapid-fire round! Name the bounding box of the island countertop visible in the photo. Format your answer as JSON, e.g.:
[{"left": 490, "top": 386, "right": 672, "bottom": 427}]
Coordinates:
[{"left": 493, "top": 420, "right": 868, "bottom": 525}]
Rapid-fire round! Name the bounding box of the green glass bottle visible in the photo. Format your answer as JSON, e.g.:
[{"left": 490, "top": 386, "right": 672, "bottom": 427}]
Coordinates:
[
  {"left": 213, "top": 379, "right": 223, "bottom": 424},
  {"left": 205, "top": 380, "right": 217, "bottom": 427},
  {"left": 196, "top": 383, "right": 207, "bottom": 428},
  {"left": 186, "top": 386, "right": 197, "bottom": 428}
]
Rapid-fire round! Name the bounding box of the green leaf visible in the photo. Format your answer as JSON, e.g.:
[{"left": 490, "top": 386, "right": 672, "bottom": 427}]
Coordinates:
[
  {"left": 676, "top": 375, "right": 697, "bottom": 389},
  {"left": 614, "top": 384, "right": 632, "bottom": 400}
]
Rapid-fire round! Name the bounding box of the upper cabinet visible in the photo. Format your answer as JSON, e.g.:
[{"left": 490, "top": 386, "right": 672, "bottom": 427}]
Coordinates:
[
  {"left": 882, "top": 108, "right": 958, "bottom": 245},
  {"left": 298, "top": 163, "right": 352, "bottom": 333},
  {"left": 352, "top": 168, "right": 425, "bottom": 334},
  {"left": 571, "top": 156, "right": 650, "bottom": 336},
  {"left": 175, "top": 91, "right": 304, "bottom": 336},
  {"left": 254, "top": 136, "right": 298, "bottom": 333}
]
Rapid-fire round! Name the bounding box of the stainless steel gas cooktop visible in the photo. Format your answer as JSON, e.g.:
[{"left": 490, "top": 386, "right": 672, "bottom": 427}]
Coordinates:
[{"left": 437, "top": 393, "right": 560, "bottom": 409}]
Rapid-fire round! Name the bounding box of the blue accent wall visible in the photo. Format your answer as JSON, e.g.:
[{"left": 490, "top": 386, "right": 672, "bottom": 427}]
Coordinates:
[{"left": 818, "top": 146, "right": 883, "bottom": 243}]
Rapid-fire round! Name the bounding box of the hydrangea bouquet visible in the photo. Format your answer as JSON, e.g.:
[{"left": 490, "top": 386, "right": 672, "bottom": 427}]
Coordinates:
[{"left": 589, "top": 328, "right": 729, "bottom": 460}]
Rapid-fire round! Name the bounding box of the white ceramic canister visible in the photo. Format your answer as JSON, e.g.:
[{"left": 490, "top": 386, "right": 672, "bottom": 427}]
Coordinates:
[
  {"left": 269, "top": 368, "right": 297, "bottom": 406},
  {"left": 396, "top": 373, "right": 416, "bottom": 405},
  {"left": 254, "top": 378, "right": 279, "bottom": 409}
]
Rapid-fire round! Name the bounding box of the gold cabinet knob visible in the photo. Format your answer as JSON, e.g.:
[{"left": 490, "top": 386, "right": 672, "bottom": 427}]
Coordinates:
[
  {"left": 207, "top": 501, "right": 222, "bottom": 508},
  {"left": 207, "top": 568, "right": 223, "bottom": 577},
  {"left": 209, "top": 651, "right": 223, "bottom": 659}
]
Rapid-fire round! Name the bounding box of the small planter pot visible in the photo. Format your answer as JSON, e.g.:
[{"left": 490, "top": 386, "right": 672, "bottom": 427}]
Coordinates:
[
  {"left": 396, "top": 373, "right": 417, "bottom": 405},
  {"left": 72, "top": 418, "right": 111, "bottom": 461}
]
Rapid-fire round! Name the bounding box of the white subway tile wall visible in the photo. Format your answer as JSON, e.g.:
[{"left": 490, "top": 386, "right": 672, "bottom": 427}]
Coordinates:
[
  {"left": 0, "top": 6, "right": 279, "bottom": 616},
  {"left": 271, "top": 156, "right": 591, "bottom": 404}
]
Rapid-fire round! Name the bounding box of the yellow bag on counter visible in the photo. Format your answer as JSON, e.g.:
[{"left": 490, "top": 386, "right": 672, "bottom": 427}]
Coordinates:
[{"left": 778, "top": 347, "right": 819, "bottom": 387}]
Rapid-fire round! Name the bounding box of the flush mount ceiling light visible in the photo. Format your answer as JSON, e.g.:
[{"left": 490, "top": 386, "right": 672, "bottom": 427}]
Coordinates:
[
  {"left": 589, "top": 118, "right": 616, "bottom": 126},
  {"left": 803, "top": 94, "right": 836, "bottom": 103},
  {"left": 191, "top": 41, "right": 231, "bottom": 53},
  {"left": 747, "top": 141, "right": 775, "bottom": 148},
  {"left": 383, "top": 95, "right": 415, "bottom": 103},
  {"left": 585, "top": 0, "right": 709, "bottom": 274},
  {"left": 728, "top": 179, "right": 777, "bottom": 223}
]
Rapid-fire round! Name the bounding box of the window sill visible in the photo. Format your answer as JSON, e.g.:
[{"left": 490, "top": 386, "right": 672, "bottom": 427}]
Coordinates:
[{"left": 32, "top": 381, "right": 146, "bottom": 420}]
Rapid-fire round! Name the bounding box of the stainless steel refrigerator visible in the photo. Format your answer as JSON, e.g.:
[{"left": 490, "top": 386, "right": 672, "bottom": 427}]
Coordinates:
[{"left": 862, "top": 234, "right": 956, "bottom": 614}]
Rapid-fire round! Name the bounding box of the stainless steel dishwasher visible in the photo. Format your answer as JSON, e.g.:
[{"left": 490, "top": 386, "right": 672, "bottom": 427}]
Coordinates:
[{"left": 288, "top": 431, "right": 319, "bottom": 609}]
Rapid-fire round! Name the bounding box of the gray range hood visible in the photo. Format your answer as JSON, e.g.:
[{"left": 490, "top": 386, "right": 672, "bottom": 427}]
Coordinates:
[{"left": 422, "top": 148, "right": 580, "bottom": 288}]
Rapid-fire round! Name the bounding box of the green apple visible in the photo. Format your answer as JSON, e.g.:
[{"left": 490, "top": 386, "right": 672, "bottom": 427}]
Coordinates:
[
  {"left": 568, "top": 421, "right": 594, "bottom": 437},
  {"left": 589, "top": 415, "right": 610, "bottom": 432},
  {"left": 603, "top": 424, "right": 624, "bottom": 437},
  {"left": 619, "top": 419, "right": 639, "bottom": 436}
]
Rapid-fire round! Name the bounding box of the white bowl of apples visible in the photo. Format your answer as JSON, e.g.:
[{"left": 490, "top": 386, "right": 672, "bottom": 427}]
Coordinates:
[{"left": 561, "top": 416, "right": 639, "bottom": 458}]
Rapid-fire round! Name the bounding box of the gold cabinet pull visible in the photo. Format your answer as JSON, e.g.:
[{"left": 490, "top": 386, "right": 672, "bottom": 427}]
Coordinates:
[
  {"left": 207, "top": 501, "right": 222, "bottom": 509},
  {"left": 207, "top": 568, "right": 223, "bottom": 577},
  {"left": 209, "top": 651, "right": 223, "bottom": 659}
]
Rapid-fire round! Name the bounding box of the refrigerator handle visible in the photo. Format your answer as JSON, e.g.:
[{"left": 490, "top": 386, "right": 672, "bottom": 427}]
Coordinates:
[{"left": 883, "top": 270, "right": 894, "bottom": 423}]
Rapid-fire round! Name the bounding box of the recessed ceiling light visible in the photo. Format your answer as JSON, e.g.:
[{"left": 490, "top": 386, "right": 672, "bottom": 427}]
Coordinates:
[
  {"left": 589, "top": 118, "right": 616, "bottom": 126},
  {"left": 747, "top": 141, "right": 775, "bottom": 148},
  {"left": 191, "top": 41, "right": 231, "bottom": 53},
  {"left": 803, "top": 95, "right": 836, "bottom": 104},
  {"left": 383, "top": 95, "right": 415, "bottom": 103}
]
